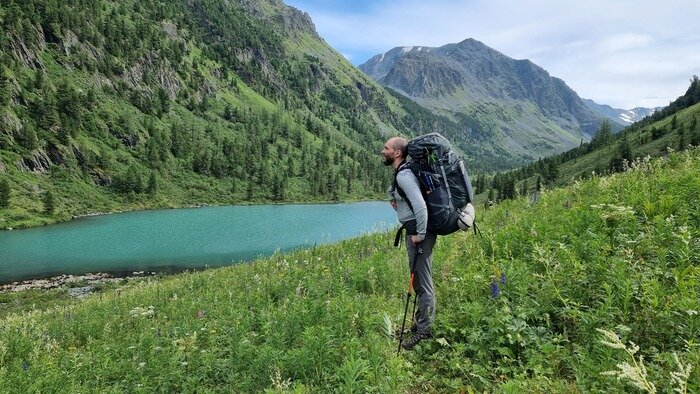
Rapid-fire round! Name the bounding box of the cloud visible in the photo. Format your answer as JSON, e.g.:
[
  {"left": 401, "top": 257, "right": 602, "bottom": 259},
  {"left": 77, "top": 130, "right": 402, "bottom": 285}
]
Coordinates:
[{"left": 286, "top": 0, "right": 700, "bottom": 108}]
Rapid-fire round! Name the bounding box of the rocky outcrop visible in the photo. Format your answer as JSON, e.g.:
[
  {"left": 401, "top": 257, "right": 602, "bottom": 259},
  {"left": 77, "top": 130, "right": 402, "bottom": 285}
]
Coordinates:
[
  {"left": 7, "top": 25, "right": 46, "bottom": 70},
  {"left": 236, "top": 0, "right": 318, "bottom": 37},
  {"left": 17, "top": 148, "right": 53, "bottom": 173},
  {"left": 1, "top": 110, "right": 22, "bottom": 137},
  {"left": 89, "top": 168, "right": 112, "bottom": 186},
  {"left": 125, "top": 52, "right": 183, "bottom": 99}
]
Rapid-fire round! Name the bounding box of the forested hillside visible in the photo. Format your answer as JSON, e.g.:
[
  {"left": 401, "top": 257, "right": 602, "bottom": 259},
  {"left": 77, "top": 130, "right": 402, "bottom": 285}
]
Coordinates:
[
  {"left": 0, "top": 0, "right": 469, "bottom": 229},
  {"left": 476, "top": 76, "right": 700, "bottom": 202}
]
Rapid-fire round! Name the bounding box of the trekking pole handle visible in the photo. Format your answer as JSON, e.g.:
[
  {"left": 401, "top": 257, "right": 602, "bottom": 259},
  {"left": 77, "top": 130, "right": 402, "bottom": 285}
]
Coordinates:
[{"left": 407, "top": 272, "right": 414, "bottom": 294}]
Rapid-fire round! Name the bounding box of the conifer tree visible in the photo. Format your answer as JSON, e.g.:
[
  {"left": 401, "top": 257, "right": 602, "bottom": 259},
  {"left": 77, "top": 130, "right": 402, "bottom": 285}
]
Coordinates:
[
  {"left": 546, "top": 162, "right": 559, "bottom": 183},
  {"left": 146, "top": 172, "right": 157, "bottom": 195},
  {"left": 17, "top": 123, "right": 39, "bottom": 150},
  {"left": 691, "top": 117, "right": 700, "bottom": 146},
  {"left": 678, "top": 123, "right": 687, "bottom": 151},
  {"left": 0, "top": 178, "right": 10, "bottom": 208},
  {"left": 43, "top": 190, "right": 55, "bottom": 214}
]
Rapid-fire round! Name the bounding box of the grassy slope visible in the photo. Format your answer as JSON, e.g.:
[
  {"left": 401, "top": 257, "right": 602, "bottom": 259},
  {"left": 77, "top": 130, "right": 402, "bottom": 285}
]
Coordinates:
[
  {"left": 1, "top": 148, "right": 698, "bottom": 392},
  {"left": 557, "top": 102, "right": 700, "bottom": 184}
]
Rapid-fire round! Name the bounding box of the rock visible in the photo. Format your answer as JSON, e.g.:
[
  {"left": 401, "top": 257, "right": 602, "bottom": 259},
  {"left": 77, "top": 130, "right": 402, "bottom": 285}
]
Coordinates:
[
  {"left": 67, "top": 286, "right": 94, "bottom": 298},
  {"left": 16, "top": 149, "right": 53, "bottom": 173}
]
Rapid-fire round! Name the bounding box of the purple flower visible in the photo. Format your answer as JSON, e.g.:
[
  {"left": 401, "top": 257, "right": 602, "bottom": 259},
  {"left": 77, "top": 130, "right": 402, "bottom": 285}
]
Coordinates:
[
  {"left": 491, "top": 281, "right": 500, "bottom": 298},
  {"left": 500, "top": 272, "right": 507, "bottom": 285},
  {"left": 22, "top": 361, "right": 29, "bottom": 371}
]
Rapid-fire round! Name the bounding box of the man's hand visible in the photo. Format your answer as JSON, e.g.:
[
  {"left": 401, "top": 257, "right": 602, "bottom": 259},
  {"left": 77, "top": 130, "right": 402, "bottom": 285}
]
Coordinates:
[
  {"left": 410, "top": 235, "right": 421, "bottom": 245},
  {"left": 390, "top": 199, "right": 397, "bottom": 210}
]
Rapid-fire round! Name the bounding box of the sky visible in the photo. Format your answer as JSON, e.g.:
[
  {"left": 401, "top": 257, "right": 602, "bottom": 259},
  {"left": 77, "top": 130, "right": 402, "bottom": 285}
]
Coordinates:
[{"left": 283, "top": 0, "right": 700, "bottom": 109}]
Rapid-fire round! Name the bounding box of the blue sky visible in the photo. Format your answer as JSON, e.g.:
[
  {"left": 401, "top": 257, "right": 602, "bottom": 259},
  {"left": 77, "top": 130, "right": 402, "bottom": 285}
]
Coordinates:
[{"left": 283, "top": 0, "right": 700, "bottom": 109}]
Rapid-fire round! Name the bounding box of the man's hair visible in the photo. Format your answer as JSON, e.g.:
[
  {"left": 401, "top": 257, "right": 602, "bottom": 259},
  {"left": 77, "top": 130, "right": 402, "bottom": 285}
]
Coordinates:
[{"left": 392, "top": 137, "right": 408, "bottom": 159}]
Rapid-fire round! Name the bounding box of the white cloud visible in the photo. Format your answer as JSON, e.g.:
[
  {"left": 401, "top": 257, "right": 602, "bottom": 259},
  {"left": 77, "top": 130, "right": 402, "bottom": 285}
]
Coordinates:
[{"left": 288, "top": 0, "right": 700, "bottom": 109}]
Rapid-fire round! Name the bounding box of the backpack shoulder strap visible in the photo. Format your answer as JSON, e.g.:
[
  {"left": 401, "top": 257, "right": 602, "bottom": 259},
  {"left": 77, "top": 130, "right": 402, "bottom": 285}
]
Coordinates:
[{"left": 392, "top": 161, "right": 413, "bottom": 212}]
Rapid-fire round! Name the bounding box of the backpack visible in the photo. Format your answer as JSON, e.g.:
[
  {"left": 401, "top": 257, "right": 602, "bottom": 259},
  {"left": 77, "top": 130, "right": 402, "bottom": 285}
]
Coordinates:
[{"left": 394, "top": 133, "right": 476, "bottom": 236}]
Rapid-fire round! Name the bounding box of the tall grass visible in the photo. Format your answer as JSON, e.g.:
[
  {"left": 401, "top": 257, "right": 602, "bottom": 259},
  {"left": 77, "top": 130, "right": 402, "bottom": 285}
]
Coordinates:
[{"left": 1, "top": 148, "right": 698, "bottom": 392}]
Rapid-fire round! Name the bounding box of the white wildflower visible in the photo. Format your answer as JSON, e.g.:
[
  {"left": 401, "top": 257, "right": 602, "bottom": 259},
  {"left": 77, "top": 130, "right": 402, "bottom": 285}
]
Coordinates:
[
  {"left": 270, "top": 367, "right": 292, "bottom": 390},
  {"left": 598, "top": 328, "right": 656, "bottom": 393},
  {"left": 670, "top": 352, "right": 692, "bottom": 394},
  {"left": 129, "top": 306, "right": 155, "bottom": 318}
]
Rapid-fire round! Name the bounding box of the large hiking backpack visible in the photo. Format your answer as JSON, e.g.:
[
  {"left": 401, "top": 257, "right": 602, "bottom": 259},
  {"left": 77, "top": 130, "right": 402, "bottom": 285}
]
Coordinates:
[{"left": 395, "top": 133, "right": 476, "bottom": 236}]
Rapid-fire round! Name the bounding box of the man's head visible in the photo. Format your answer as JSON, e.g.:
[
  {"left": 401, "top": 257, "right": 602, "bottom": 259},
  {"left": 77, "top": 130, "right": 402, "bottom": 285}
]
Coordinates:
[{"left": 382, "top": 137, "right": 408, "bottom": 168}]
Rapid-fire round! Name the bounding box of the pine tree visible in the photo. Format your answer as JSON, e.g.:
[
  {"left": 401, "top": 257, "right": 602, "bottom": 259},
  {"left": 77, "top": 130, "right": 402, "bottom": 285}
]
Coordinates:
[
  {"left": 678, "top": 123, "right": 687, "bottom": 151},
  {"left": 146, "top": 172, "right": 157, "bottom": 195},
  {"left": 591, "top": 120, "right": 613, "bottom": 149},
  {"left": 691, "top": 117, "right": 700, "bottom": 146},
  {"left": 17, "top": 123, "right": 39, "bottom": 150},
  {"left": 546, "top": 162, "right": 559, "bottom": 183},
  {"left": 43, "top": 190, "right": 55, "bottom": 214},
  {"left": 0, "top": 178, "right": 10, "bottom": 208}
]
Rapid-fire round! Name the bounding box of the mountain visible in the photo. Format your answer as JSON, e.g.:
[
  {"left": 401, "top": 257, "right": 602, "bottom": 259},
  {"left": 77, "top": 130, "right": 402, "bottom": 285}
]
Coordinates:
[
  {"left": 359, "top": 39, "right": 612, "bottom": 163},
  {"left": 0, "top": 0, "right": 471, "bottom": 229},
  {"left": 582, "top": 99, "right": 660, "bottom": 126}
]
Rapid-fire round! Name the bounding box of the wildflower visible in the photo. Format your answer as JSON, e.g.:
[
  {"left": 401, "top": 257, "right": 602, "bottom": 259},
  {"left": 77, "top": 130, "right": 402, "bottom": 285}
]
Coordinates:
[
  {"left": 21, "top": 361, "right": 29, "bottom": 371},
  {"left": 598, "top": 328, "right": 656, "bottom": 393},
  {"left": 490, "top": 281, "right": 500, "bottom": 298},
  {"left": 196, "top": 310, "right": 206, "bottom": 319},
  {"left": 129, "top": 306, "right": 155, "bottom": 318},
  {"left": 670, "top": 352, "right": 692, "bottom": 394},
  {"left": 500, "top": 271, "right": 507, "bottom": 285}
]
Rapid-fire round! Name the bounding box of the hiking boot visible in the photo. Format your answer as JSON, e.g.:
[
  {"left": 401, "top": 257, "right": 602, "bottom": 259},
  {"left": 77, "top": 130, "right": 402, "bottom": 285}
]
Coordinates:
[
  {"left": 401, "top": 332, "right": 432, "bottom": 350},
  {"left": 410, "top": 323, "right": 418, "bottom": 334}
]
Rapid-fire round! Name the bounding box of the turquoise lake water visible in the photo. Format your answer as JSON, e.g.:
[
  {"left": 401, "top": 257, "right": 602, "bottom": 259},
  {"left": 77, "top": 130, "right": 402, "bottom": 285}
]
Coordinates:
[{"left": 0, "top": 202, "right": 397, "bottom": 283}]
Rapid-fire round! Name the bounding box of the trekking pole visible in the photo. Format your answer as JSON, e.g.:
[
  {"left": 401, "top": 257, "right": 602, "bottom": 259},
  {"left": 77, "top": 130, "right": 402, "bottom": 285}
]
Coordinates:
[
  {"left": 398, "top": 244, "right": 423, "bottom": 355},
  {"left": 397, "top": 272, "right": 414, "bottom": 355}
]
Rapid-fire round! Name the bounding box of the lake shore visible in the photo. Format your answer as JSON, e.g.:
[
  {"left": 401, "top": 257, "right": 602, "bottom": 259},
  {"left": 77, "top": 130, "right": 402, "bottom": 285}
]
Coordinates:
[{"left": 0, "top": 271, "right": 157, "bottom": 294}]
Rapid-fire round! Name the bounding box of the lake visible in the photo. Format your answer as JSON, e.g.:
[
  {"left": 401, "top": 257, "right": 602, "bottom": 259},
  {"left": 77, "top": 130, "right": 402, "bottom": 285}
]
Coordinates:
[{"left": 0, "top": 201, "right": 397, "bottom": 283}]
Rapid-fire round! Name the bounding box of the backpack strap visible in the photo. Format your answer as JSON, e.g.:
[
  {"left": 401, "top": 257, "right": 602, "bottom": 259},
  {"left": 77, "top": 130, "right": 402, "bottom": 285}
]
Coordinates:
[
  {"left": 394, "top": 223, "right": 405, "bottom": 247},
  {"left": 394, "top": 220, "right": 417, "bottom": 247},
  {"left": 392, "top": 161, "right": 413, "bottom": 212}
]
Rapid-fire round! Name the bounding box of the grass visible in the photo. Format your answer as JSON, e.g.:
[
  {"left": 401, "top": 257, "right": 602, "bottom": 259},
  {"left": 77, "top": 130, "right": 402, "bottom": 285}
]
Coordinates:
[{"left": 1, "top": 148, "right": 698, "bottom": 392}]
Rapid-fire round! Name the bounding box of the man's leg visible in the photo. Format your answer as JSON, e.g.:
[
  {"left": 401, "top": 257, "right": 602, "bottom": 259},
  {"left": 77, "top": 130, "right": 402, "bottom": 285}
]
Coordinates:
[{"left": 405, "top": 232, "right": 436, "bottom": 335}]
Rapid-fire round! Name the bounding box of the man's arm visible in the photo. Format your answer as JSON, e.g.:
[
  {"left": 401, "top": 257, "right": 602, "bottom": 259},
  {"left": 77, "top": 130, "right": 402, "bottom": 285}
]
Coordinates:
[{"left": 396, "top": 170, "right": 427, "bottom": 242}]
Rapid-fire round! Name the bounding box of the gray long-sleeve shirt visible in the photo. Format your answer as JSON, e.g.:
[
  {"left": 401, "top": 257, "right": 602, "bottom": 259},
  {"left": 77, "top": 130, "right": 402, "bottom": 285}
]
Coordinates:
[{"left": 389, "top": 167, "right": 428, "bottom": 242}]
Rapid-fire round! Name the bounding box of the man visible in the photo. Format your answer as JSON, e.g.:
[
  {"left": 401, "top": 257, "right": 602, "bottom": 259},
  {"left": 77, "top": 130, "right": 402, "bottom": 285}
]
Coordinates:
[{"left": 382, "top": 136, "right": 437, "bottom": 350}]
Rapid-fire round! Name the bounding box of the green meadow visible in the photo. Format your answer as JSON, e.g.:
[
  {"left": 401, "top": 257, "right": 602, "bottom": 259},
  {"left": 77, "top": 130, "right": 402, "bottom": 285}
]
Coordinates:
[{"left": 1, "top": 148, "right": 698, "bottom": 392}]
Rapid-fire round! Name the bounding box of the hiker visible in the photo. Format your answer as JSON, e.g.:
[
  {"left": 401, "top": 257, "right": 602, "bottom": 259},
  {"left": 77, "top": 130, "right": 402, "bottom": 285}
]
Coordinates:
[{"left": 382, "top": 136, "right": 436, "bottom": 350}]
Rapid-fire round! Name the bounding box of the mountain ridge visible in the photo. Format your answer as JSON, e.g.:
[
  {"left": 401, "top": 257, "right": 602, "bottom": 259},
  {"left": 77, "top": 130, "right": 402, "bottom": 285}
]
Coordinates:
[
  {"left": 359, "top": 38, "right": 613, "bottom": 163},
  {"left": 582, "top": 98, "right": 660, "bottom": 126}
]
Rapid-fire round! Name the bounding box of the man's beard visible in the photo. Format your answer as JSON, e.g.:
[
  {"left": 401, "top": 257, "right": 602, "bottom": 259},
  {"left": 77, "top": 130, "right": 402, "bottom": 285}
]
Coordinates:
[{"left": 382, "top": 155, "right": 393, "bottom": 166}]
